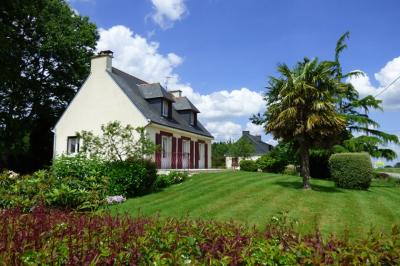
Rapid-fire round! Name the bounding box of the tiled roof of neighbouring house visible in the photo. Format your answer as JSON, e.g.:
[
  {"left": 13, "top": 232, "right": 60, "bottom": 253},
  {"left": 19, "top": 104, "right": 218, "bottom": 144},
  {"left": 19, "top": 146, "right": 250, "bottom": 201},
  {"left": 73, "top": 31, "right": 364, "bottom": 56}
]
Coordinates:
[
  {"left": 240, "top": 131, "right": 273, "bottom": 156},
  {"left": 108, "top": 67, "right": 213, "bottom": 138}
]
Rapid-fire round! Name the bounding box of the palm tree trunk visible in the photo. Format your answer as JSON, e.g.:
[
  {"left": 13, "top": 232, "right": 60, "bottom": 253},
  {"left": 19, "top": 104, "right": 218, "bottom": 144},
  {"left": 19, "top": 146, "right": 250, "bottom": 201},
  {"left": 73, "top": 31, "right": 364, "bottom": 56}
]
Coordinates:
[{"left": 299, "top": 144, "right": 311, "bottom": 189}]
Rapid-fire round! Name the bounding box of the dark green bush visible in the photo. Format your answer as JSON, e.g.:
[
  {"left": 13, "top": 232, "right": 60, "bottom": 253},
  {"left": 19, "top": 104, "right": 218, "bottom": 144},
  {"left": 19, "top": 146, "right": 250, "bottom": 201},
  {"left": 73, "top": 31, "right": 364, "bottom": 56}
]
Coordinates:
[
  {"left": 329, "top": 153, "right": 373, "bottom": 190},
  {"left": 240, "top": 160, "right": 258, "bottom": 172},
  {"left": 105, "top": 159, "right": 157, "bottom": 197},
  {"left": 52, "top": 155, "right": 158, "bottom": 197},
  {"left": 256, "top": 154, "right": 286, "bottom": 173}
]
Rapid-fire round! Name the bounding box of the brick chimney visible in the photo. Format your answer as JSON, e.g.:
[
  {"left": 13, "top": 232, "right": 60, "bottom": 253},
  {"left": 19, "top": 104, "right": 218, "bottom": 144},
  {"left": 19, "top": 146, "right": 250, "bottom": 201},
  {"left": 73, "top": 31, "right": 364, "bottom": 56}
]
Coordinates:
[
  {"left": 255, "top": 135, "right": 262, "bottom": 141},
  {"left": 91, "top": 50, "right": 113, "bottom": 73},
  {"left": 242, "top": 131, "right": 250, "bottom": 136}
]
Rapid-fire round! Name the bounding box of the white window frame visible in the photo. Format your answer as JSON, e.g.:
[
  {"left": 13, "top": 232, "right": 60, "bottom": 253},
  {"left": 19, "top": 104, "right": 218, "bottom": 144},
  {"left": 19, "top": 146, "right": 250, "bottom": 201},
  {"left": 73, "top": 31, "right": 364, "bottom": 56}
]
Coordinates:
[
  {"left": 67, "top": 136, "right": 80, "bottom": 155},
  {"left": 162, "top": 100, "right": 169, "bottom": 117},
  {"left": 182, "top": 140, "right": 190, "bottom": 168}
]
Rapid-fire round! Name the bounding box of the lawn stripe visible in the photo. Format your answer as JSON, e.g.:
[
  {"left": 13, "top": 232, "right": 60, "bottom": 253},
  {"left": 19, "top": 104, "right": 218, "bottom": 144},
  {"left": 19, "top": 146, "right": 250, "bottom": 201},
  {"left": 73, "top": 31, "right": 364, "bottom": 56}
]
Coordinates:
[
  {"left": 201, "top": 176, "right": 281, "bottom": 219},
  {"left": 111, "top": 172, "right": 400, "bottom": 238},
  {"left": 157, "top": 175, "right": 276, "bottom": 217},
  {"left": 123, "top": 173, "right": 267, "bottom": 216}
]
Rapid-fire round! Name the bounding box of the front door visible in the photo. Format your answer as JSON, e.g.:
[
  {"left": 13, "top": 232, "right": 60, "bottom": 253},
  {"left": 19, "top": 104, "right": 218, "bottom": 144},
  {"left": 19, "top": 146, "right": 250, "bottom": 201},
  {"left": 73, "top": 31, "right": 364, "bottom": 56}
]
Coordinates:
[
  {"left": 198, "top": 143, "right": 205, "bottom": 168},
  {"left": 161, "top": 136, "right": 172, "bottom": 169}
]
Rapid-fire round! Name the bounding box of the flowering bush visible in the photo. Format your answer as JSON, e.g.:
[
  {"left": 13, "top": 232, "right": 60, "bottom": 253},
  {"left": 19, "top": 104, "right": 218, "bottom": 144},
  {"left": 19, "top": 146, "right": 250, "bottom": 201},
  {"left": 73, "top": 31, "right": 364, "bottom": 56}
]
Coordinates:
[
  {"left": 1, "top": 207, "right": 399, "bottom": 265},
  {"left": 106, "top": 195, "right": 126, "bottom": 204},
  {"left": 154, "top": 171, "right": 190, "bottom": 190},
  {"left": 0, "top": 170, "right": 108, "bottom": 211}
]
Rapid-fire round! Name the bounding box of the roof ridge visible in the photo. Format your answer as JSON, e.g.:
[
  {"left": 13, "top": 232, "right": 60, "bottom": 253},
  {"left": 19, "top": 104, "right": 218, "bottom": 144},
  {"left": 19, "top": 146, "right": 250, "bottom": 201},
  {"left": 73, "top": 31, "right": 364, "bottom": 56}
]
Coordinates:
[{"left": 112, "top": 67, "right": 149, "bottom": 85}]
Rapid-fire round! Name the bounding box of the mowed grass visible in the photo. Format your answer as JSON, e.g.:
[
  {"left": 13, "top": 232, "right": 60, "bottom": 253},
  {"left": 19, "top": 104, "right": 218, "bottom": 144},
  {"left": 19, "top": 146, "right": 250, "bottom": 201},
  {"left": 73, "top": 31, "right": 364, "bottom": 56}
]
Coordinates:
[{"left": 111, "top": 171, "right": 400, "bottom": 238}]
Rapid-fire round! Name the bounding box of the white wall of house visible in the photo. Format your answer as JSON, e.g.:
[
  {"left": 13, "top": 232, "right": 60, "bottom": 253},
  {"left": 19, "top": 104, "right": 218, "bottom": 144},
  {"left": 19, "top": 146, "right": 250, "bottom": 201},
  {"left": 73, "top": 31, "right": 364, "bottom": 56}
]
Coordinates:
[
  {"left": 146, "top": 123, "right": 212, "bottom": 169},
  {"left": 53, "top": 55, "right": 148, "bottom": 157},
  {"left": 225, "top": 155, "right": 261, "bottom": 169}
]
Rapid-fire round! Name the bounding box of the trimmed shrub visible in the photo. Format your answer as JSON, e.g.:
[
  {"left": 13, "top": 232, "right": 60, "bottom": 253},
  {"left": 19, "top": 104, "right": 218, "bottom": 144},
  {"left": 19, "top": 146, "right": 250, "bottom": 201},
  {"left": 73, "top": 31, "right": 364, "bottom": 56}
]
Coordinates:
[
  {"left": 329, "top": 153, "right": 373, "bottom": 190},
  {"left": 256, "top": 154, "right": 286, "bottom": 173},
  {"left": 240, "top": 160, "right": 258, "bottom": 172},
  {"left": 105, "top": 159, "right": 157, "bottom": 197}
]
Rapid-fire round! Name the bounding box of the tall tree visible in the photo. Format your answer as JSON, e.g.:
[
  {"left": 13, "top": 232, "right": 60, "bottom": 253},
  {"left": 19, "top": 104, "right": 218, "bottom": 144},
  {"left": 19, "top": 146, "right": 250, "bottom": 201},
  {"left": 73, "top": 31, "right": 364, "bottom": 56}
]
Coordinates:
[
  {"left": 0, "top": 0, "right": 98, "bottom": 172},
  {"left": 332, "top": 32, "right": 398, "bottom": 159},
  {"left": 255, "top": 59, "right": 346, "bottom": 189}
]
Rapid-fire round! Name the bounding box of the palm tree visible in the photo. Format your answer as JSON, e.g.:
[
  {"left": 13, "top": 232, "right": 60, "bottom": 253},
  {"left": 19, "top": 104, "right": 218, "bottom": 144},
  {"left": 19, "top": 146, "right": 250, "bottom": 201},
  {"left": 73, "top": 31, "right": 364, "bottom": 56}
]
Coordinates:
[{"left": 265, "top": 58, "right": 346, "bottom": 189}]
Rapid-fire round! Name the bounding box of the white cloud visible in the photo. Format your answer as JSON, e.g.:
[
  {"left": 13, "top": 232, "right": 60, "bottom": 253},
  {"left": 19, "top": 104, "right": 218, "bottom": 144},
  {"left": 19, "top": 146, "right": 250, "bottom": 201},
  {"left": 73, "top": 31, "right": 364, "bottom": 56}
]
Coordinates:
[
  {"left": 179, "top": 87, "right": 265, "bottom": 122},
  {"left": 96, "top": 25, "right": 265, "bottom": 141},
  {"left": 205, "top": 121, "right": 243, "bottom": 141},
  {"left": 97, "top": 25, "right": 182, "bottom": 84},
  {"left": 150, "top": 0, "right": 188, "bottom": 29},
  {"left": 245, "top": 122, "right": 264, "bottom": 136},
  {"left": 348, "top": 56, "right": 400, "bottom": 110}
]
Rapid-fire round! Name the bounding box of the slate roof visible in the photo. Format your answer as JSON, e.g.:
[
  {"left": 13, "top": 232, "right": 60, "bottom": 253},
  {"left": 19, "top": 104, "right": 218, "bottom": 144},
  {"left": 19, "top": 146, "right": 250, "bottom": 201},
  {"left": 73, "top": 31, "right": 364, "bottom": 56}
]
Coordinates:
[
  {"left": 240, "top": 131, "right": 273, "bottom": 156},
  {"left": 108, "top": 67, "right": 213, "bottom": 138},
  {"left": 138, "top": 83, "right": 175, "bottom": 102},
  {"left": 173, "top": 97, "right": 200, "bottom": 113}
]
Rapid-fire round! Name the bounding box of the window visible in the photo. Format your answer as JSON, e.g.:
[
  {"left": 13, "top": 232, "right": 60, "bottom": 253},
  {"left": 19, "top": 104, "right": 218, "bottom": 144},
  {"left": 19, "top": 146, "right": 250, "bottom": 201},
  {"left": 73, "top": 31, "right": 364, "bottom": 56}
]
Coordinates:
[
  {"left": 162, "top": 99, "right": 169, "bottom": 117},
  {"left": 67, "top": 136, "right": 80, "bottom": 154},
  {"left": 190, "top": 112, "right": 196, "bottom": 126}
]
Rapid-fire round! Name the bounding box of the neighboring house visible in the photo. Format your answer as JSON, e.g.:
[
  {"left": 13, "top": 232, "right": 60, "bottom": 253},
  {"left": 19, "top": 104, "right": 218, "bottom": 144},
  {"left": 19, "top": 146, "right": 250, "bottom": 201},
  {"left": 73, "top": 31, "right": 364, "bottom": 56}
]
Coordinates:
[
  {"left": 53, "top": 51, "right": 213, "bottom": 169},
  {"left": 225, "top": 131, "right": 273, "bottom": 169}
]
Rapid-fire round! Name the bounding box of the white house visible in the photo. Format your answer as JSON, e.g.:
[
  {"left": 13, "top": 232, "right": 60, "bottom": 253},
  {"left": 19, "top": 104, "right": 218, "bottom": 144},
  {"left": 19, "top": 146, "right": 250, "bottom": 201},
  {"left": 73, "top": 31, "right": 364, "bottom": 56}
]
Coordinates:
[
  {"left": 53, "top": 50, "right": 213, "bottom": 169},
  {"left": 225, "top": 131, "right": 273, "bottom": 169}
]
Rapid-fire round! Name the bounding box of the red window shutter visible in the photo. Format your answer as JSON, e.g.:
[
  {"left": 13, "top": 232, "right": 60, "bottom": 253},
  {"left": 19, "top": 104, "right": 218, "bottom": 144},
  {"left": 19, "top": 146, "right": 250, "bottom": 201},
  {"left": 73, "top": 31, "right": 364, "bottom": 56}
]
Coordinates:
[
  {"left": 155, "top": 133, "right": 161, "bottom": 168},
  {"left": 172, "top": 137, "right": 177, "bottom": 169},
  {"left": 205, "top": 143, "right": 208, "bottom": 169},
  {"left": 178, "top": 138, "right": 183, "bottom": 169},
  {"left": 190, "top": 141, "right": 194, "bottom": 169},
  {"left": 195, "top": 142, "right": 199, "bottom": 169}
]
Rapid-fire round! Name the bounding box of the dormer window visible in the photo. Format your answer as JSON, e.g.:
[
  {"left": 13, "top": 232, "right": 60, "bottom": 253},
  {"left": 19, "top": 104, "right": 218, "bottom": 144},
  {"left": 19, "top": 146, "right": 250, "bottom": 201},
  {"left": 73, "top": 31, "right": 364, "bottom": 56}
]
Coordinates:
[
  {"left": 162, "top": 99, "right": 169, "bottom": 117},
  {"left": 190, "top": 112, "right": 197, "bottom": 126}
]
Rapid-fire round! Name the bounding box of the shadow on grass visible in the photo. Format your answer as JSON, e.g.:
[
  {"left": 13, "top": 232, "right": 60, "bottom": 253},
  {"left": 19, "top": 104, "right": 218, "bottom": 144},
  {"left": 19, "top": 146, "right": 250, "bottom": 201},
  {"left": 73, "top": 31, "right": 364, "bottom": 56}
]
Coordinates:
[{"left": 274, "top": 180, "right": 343, "bottom": 193}]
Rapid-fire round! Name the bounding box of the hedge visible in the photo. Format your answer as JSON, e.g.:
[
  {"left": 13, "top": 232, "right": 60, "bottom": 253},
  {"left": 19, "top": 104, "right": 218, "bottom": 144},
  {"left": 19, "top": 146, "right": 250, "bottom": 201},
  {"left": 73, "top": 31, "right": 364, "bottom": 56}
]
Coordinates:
[
  {"left": 329, "top": 152, "right": 373, "bottom": 190},
  {"left": 239, "top": 160, "right": 258, "bottom": 172}
]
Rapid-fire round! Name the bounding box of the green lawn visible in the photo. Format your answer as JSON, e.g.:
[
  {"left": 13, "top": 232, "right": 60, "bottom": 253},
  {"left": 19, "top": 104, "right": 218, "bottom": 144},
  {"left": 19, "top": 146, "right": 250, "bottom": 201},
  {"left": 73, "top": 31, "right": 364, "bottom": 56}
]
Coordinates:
[
  {"left": 111, "top": 171, "right": 400, "bottom": 238},
  {"left": 376, "top": 167, "right": 400, "bottom": 173}
]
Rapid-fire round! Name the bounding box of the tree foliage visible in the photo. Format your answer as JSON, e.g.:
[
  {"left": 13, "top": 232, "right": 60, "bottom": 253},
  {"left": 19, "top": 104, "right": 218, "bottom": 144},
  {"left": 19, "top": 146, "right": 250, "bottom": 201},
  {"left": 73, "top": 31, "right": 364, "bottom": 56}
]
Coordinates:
[
  {"left": 229, "top": 138, "right": 255, "bottom": 159},
  {"left": 211, "top": 141, "right": 232, "bottom": 168},
  {"left": 0, "top": 0, "right": 98, "bottom": 172},
  {"left": 78, "top": 121, "right": 157, "bottom": 162}
]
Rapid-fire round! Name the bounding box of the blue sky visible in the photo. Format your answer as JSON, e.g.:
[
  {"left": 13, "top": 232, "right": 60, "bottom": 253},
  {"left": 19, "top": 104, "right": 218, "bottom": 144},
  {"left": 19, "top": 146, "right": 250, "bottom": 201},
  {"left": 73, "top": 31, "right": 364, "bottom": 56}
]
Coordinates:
[{"left": 70, "top": 0, "right": 400, "bottom": 163}]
